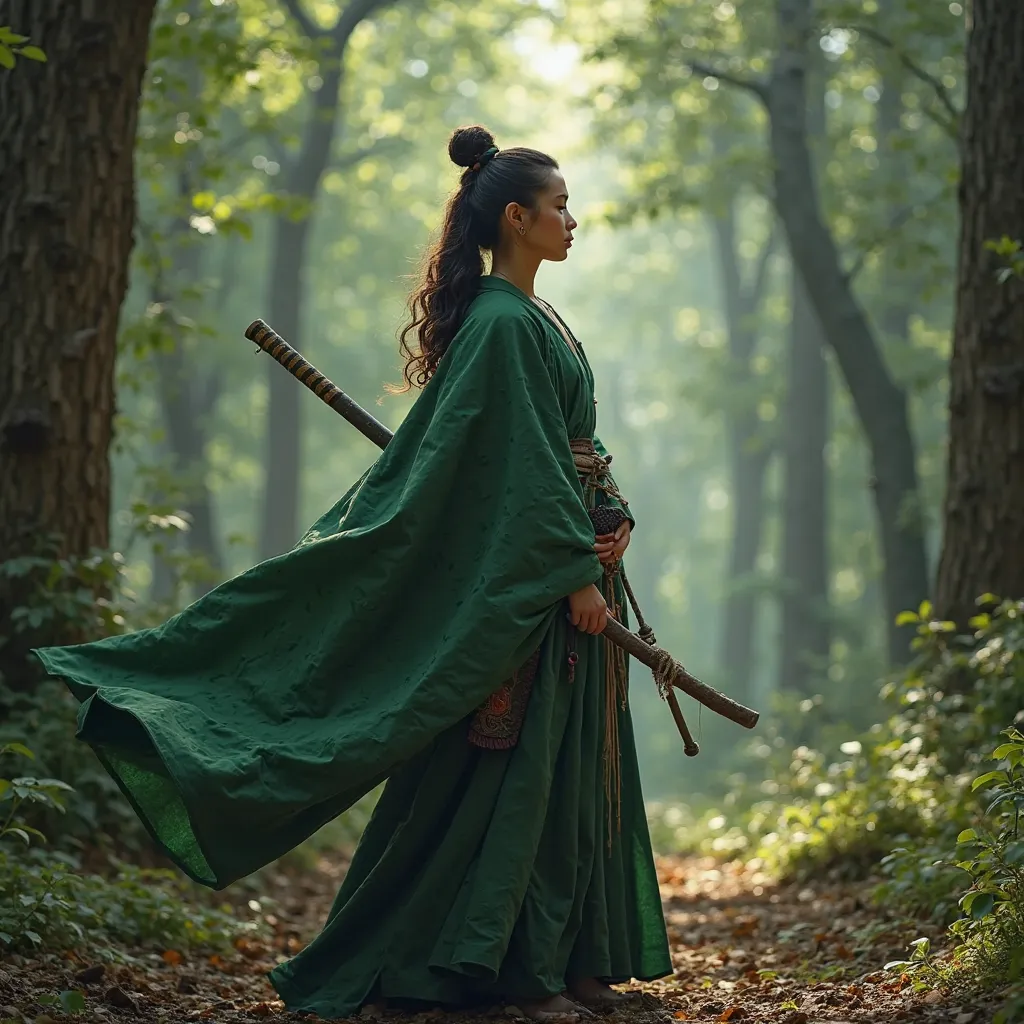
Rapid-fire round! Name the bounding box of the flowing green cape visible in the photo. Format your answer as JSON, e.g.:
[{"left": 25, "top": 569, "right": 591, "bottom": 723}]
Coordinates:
[{"left": 35, "top": 278, "right": 605, "bottom": 890}]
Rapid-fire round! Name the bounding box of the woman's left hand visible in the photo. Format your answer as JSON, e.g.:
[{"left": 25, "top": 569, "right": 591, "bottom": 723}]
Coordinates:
[{"left": 594, "top": 521, "right": 631, "bottom": 564}]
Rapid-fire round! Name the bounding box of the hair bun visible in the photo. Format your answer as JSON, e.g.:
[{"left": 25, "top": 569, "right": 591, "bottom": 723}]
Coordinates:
[{"left": 448, "top": 125, "right": 496, "bottom": 169}]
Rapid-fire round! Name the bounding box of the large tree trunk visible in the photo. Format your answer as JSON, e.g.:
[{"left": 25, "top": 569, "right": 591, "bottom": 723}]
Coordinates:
[
  {"left": 709, "top": 205, "right": 774, "bottom": 704},
  {"left": 769, "top": 0, "right": 929, "bottom": 664},
  {"left": 778, "top": 267, "right": 830, "bottom": 695},
  {"left": 935, "top": 4, "right": 1024, "bottom": 625},
  {"left": 0, "top": 0, "right": 157, "bottom": 683},
  {"left": 259, "top": 0, "right": 392, "bottom": 560}
]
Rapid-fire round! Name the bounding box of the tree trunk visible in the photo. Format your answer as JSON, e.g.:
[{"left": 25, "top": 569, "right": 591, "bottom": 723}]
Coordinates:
[
  {"left": 769, "top": 0, "right": 929, "bottom": 664},
  {"left": 778, "top": 266, "right": 830, "bottom": 695},
  {"left": 259, "top": 0, "right": 392, "bottom": 560},
  {"left": 0, "top": 0, "right": 157, "bottom": 682},
  {"left": 934, "top": 3, "right": 1024, "bottom": 625},
  {"left": 777, "top": 52, "right": 830, "bottom": 696},
  {"left": 151, "top": 172, "right": 227, "bottom": 601},
  {"left": 709, "top": 206, "right": 773, "bottom": 703}
]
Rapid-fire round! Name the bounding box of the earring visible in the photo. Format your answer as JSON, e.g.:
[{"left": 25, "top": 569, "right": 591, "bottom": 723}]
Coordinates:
[{"left": 519, "top": 225, "right": 526, "bottom": 235}]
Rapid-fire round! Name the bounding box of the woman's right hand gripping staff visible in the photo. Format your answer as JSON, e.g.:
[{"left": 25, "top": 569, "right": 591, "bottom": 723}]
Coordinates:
[{"left": 568, "top": 583, "right": 607, "bottom": 635}]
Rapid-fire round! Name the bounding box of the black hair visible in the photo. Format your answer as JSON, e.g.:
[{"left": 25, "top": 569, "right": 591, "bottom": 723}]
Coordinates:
[{"left": 396, "top": 124, "right": 558, "bottom": 389}]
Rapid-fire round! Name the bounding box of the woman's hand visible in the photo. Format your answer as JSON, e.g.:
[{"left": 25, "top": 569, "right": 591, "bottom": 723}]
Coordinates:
[
  {"left": 568, "top": 584, "right": 608, "bottom": 635},
  {"left": 594, "top": 520, "right": 631, "bottom": 564}
]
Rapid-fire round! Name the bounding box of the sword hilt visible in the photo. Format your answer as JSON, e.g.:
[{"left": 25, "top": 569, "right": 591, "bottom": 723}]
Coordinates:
[
  {"left": 245, "top": 318, "right": 393, "bottom": 450},
  {"left": 245, "top": 319, "right": 343, "bottom": 406}
]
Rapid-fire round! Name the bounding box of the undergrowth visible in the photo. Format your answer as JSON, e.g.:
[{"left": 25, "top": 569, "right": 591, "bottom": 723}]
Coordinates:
[{"left": 650, "top": 597, "right": 1024, "bottom": 1016}]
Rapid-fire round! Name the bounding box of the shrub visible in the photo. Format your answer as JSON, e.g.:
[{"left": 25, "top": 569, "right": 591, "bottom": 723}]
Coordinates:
[{"left": 0, "top": 741, "right": 258, "bottom": 956}]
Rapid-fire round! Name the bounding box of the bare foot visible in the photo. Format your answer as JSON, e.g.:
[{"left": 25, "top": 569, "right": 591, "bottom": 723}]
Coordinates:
[
  {"left": 517, "top": 994, "right": 586, "bottom": 1022},
  {"left": 566, "top": 979, "right": 637, "bottom": 1009}
]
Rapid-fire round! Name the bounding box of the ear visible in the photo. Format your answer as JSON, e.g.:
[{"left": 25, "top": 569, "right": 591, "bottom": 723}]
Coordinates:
[{"left": 503, "top": 201, "right": 527, "bottom": 234}]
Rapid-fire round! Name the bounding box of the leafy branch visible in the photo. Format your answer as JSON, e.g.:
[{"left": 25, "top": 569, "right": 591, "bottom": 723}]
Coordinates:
[{"left": 0, "top": 26, "right": 46, "bottom": 69}]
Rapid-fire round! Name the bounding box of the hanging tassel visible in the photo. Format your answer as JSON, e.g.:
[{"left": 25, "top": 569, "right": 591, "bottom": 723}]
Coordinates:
[{"left": 601, "top": 574, "right": 629, "bottom": 852}]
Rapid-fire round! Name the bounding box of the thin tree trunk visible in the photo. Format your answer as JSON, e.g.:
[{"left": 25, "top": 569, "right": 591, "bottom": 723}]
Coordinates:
[
  {"left": 935, "top": 3, "right": 1024, "bottom": 625},
  {"left": 0, "top": 0, "right": 157, "bottom": 684},
  {"left": 769, "top": 0, "right": 929, "bottom": 664},
  {"left": 710, "top": 203, "right": 774, "bottom": 703},
  {"left": 150, "top": 170, "right": 226, "bottom": 601},
  {"left": 777, "top": 53, "right": 830, "bottom": 696},
  {"left": 778, "top": 267, "right": 830, "bottom": 695},
  {"left": 260, "top": 0, "right": 393, "bottom": 560}
]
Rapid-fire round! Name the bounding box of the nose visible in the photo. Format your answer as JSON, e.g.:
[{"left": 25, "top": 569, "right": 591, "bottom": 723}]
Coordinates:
[{"left": 566, "top": 212, "right": 578, "bottom": 231}]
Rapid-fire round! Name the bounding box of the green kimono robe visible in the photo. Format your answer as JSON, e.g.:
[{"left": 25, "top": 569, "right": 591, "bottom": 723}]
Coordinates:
[{"left": 34, "top": 275, "right": 671, "bottom": 1015}]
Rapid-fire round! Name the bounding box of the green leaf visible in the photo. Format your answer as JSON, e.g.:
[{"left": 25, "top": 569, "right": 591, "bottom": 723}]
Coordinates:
[
  {"left": 0, "top": 28, "right": 29, "bottom": 44},
  {"left": 0, "top": 44, "right": 15, "bottom": 69},
  {"left": 957, "top": 828, "right": 978, "bottom": 843},
  {"left": 23, "top": 929, "right": 42, "bottom": 945},
  {"left": 1, "top": 742, "right": 34, "bottom": 759},
  {"left": 5, "top": 828, "right": 30, "bottom": 843},
  {"left": 895, "top": 610, "right": 919, "bottom": 626},
  {"left": 973, "top": 770, "right": 1008, "bottom": 791},
  {"left": 1005, "top": 842, "right": 1024, "bottom": 866},
  {"left": 962, "top": 891, "right": 996, "bottom": 919},
  {"left": 59, "top": 990, "right": 86, "bottom": 1014},
  {"left": 15, "top": 44, "right": 46, "bottom": 62},
  {"left": 992, "top": 743, "right": 1023, "bottom": 760}
]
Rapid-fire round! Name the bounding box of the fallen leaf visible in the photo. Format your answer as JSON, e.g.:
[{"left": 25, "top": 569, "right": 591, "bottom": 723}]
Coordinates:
[
  {"left": 717, "top": 1007, "right": 747, "bottom": 1021},
  {"left": 73, "top": 964, "right": 105, "bottom": 985},
  {"left": 103, "top": 986, "right": 137, "bottom": 1010},
  {"left": 162, "top": 949, "right": 182, "bottom": 966},
  {"left": 673, "top": 1013, "right": 688, "bottom": 1020},
  {"left": 924, "top": 990, "right": 943, "bottom": 1004}
]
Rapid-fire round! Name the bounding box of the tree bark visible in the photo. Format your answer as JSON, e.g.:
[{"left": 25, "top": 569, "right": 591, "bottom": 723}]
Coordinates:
[
  {"left": 709, "top": 205, "right": 774, "bottom": 703},
  {"left": 777, "top": 53, "right": 830, "bottom": 696},
  {"left": 259, "top": 0, "right": 393, "bottom": 560},
  {"left": 934, "top": 3, "right": 1024, "bottom": 625},
  {"left": 150, "top": 172, "right": 228, "bottom": 602},
  {"left": 0, "top": 0, "right": 157, "bottom": 681},
  {"left": 778, "top": 266, "right": 830, "bottom": 695},
  {"left": 769, "top": 0, "right": 929, "bottom": 664}
]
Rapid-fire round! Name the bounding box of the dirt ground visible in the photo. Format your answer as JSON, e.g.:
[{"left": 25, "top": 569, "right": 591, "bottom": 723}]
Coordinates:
[{"left": 0, "top": 855, "right": 1003, "bottom": 1024}]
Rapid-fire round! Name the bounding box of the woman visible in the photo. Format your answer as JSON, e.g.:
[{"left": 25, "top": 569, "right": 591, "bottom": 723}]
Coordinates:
[{"left": 34, "top": 124, "right": 672, "bottom": 1022}]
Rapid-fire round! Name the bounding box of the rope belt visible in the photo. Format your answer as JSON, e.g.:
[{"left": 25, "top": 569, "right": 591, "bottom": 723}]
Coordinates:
[{"left": 568, "top": 437, "right": 659, "bottom": 848}]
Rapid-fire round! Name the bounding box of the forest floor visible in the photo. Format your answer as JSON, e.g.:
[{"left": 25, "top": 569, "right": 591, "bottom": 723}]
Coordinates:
[{"left": 0, "top": 854, "right": 1002, "bottom": 1024}]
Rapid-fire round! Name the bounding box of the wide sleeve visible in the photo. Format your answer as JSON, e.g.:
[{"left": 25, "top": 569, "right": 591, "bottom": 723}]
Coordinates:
[
  {"left": 593, "top": 433, "right": 636, "bottom": 529},
  {"left": 33, "top": 305, "right": 603, "bottom": 889}
]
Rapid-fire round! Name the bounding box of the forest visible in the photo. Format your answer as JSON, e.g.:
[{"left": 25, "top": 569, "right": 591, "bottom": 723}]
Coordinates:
[{"left": 1, "top": 0, "right": 1023, "bottom": 1022}]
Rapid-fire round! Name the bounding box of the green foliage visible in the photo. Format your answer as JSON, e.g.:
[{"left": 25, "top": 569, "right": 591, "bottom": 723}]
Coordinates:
[
  {"left": 0, "top": 742, "right": 256, "bottom": 955},
  {"left": 0, "top": 849, "right": 257, "bottom": 956},
  {"left": 884, "top": 730, "right": 1024, "bottom": 1008},
  {"left": 986, "top": 237, "right": 1024, "bottom": 284},
  {"left": 653, "top": 598, "right": 1024, "bottom": 894},
  {"left": 0, "top": 742, "right": 72, "bottom": 848},
  {"left": 0, "top": 26, "right": 46, "bottom": 69}
]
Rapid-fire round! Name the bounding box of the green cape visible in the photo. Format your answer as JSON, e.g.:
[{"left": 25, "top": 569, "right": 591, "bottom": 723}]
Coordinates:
[{"left": 35, "top": 277, "right": 608, "bottom": 890}]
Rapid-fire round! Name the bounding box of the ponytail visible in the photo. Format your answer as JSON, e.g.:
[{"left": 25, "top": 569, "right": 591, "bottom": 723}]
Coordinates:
[{"left": 395, "top": 125, "right": 558, "bottom": 391}]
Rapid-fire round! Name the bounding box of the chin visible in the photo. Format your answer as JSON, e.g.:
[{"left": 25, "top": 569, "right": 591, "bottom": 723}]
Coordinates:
[{"left": 549, "top": 249, "right": 570, "bottom": 262}]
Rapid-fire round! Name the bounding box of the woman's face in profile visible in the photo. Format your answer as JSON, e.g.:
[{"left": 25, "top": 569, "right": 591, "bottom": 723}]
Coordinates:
[{"left": 526, "top": 170, "right": 577, "bottom": 263}]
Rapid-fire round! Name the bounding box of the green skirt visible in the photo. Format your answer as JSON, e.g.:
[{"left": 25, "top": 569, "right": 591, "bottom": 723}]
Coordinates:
[{"left": 269, "top": 613, "right": 671, "bottom": 1018}]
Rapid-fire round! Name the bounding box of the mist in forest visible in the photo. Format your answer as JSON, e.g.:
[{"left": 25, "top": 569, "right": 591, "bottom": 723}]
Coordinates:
[{"left": 81, "top": 0, "right": 963, "bottom": 804}]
